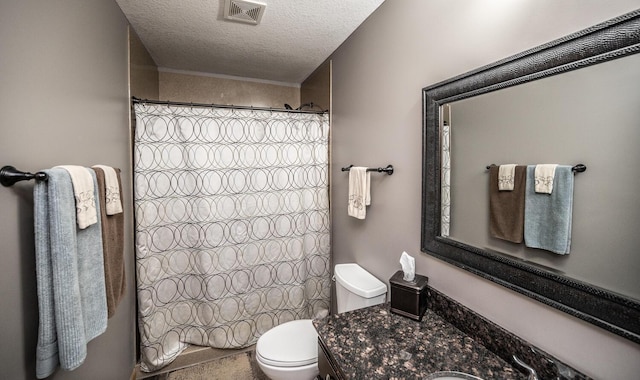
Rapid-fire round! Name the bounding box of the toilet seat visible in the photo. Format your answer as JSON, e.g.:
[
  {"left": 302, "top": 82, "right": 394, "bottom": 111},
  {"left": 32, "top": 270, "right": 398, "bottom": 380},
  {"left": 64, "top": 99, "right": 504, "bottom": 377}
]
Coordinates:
[{"left": 256, "top": 319, "right": 318, "bottom": 368}]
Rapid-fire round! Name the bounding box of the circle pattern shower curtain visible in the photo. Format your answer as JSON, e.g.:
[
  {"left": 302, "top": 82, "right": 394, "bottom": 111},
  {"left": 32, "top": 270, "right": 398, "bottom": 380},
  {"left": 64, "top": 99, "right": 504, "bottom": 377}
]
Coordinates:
[{"left": 133, "top": 103, "right": 331, "bottom": 372}]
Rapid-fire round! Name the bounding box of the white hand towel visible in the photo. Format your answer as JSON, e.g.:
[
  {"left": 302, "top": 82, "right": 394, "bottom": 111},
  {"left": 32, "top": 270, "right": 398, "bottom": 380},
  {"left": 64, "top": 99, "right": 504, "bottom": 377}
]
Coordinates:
[
  {"left": 534, "top": 164, "right": 558, "bottom": 194},
  {"left": 92, "top": 165, "right": 123, "bottom": 215},
  {"left": 498, "top": 164, "right": 517, "bottom": 191},
  {"left": 347, "top": 167, "right": 370, "bottom": 219},
  {"left": 365, "top": 170, "right": 371, "bottom": 206},
  {"left": 56, "top": 165, "right": 98, "bottom": 229}
]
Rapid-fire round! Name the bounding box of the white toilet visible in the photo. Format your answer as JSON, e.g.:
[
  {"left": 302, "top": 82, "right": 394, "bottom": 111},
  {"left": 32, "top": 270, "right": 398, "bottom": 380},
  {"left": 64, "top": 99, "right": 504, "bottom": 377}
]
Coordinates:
[
  {"left": 255, "top": 263, "right": 387, "bottom": 380},
  {"left": 333, "top": 263, "right": 387, "bottom": 314}
]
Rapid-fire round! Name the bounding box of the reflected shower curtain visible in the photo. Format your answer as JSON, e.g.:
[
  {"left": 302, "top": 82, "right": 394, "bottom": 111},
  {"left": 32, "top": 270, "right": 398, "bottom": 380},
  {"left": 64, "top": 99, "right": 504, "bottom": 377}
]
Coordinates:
[
  {"left": 133, "top": 103, "right": 330, "bottom": 372},
  {"left": 441, "top": 120, "right": 451, "bottom": 237}
]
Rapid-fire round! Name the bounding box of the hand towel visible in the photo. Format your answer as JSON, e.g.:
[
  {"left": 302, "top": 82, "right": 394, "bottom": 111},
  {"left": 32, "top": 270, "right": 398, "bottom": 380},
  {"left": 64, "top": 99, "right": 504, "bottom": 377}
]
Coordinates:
[
  {"left": 92, "top": 165, "right": 123, "bottom": 215},
  {"left": 34, "top": 168, "right": 108, "bottom": 378},
  {"left": 92, "top": 166, "right": 126, "bottom": 318},
  {"left": 55, "top": 165, "right": 98, "bottom": 229},
  {"left": 498, "top": 164, "right": 517, "bottom": 191},
  {"left": 489, "top": 165, "right": 526, "bottom": 243},
  {"left": 534, "top": 164, "right": 558, "bottom": 194},
  {"left": 524, "top": 165, "right": 574, "bottom": 254},
  {"left": 347, "top": 167, "right": 370, "bottom": 219}
]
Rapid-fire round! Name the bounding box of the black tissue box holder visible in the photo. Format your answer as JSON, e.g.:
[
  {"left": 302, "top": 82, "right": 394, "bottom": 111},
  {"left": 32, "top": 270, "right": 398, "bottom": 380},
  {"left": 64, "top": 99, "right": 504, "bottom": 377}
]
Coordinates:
[{"left": 389, "top": 270, "right": 429, "bottom": 321}]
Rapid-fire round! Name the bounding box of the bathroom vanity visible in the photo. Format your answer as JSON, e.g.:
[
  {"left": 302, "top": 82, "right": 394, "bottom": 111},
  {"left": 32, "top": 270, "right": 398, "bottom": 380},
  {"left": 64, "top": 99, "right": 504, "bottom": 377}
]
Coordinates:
[{"left": 313, "top": 287, "right": 589, "bottom": 379}]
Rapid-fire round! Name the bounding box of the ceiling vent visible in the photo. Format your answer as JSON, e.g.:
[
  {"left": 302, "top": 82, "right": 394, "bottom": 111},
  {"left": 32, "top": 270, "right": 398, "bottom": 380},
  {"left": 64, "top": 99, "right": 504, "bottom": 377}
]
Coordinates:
[{"left": 224, "top": 0, "right": 266, "bottom": 25}]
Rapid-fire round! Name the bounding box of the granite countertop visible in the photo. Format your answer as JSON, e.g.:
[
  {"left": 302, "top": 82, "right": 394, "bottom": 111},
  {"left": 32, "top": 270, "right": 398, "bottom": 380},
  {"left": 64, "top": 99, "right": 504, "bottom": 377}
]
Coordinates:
[{"left": 313, "top": 303, "right": 526, "bottom": 380}]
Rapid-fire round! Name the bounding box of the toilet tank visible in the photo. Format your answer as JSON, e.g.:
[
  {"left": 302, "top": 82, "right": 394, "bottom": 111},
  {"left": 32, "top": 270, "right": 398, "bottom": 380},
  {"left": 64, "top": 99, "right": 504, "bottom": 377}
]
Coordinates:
[{"left": 334, "top": 263, "right": 387, "bottom": 314}]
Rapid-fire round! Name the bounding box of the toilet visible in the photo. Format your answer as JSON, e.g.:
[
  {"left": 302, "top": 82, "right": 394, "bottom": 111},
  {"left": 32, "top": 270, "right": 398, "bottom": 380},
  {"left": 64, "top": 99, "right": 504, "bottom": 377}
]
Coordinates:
[
  {"left": 334, "top": 263, "right": 387, "bottom": 314},
  {"left": 255, "top": 319, "right": 319, "bottom": 380},
  {"left": 255, "top": 263, "right": 387, "bottom": 380}
]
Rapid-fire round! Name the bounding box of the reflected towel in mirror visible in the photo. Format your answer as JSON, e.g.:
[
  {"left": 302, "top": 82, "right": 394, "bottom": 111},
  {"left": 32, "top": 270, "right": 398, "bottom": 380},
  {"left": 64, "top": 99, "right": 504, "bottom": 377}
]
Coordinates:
[
  {"left": 498, "top": 164, "right": 517, "bottom": 191},
  {"left": 534, "top": 164, "right": 558, "bottom": 194},
  {"left": 525, "top": 165, "right": 574, "bottom": 254},
  {"left": 489, "top": 165, "right": 526, "bottom": 243}
]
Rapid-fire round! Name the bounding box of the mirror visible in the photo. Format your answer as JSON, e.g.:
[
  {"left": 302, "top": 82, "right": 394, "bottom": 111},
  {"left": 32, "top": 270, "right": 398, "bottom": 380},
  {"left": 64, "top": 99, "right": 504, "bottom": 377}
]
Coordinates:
[
  {"left": 443, "top": 52, "right": 640, "bottom": 300},
  {"left": 421, "top": 9, "right": 640, "bottom": 343}
]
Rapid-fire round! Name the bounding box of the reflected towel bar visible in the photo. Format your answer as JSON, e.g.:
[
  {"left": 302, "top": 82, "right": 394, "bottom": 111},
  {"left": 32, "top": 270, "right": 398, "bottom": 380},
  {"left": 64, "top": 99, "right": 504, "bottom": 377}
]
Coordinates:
[
  {"left": 0, "top": 166, "right": 48, "bottom": 187},
  {"left": 486, "top": 164, "right": 586, "bottom": 173},
  {"left": 341, "top": 164, "right": 394, "bottom": 175}
]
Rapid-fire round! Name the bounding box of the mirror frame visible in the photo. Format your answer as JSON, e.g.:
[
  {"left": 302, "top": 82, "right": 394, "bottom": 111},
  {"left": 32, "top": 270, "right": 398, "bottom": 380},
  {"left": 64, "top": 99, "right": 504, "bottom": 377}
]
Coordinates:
[{"left": 421, "top": 9, "right": 640, "bottom": 343}]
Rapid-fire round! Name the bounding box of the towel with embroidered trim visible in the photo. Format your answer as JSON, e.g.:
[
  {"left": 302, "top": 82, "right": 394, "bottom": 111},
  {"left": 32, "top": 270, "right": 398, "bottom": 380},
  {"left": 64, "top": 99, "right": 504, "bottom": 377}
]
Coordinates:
[
  {"left": 347, "top": 167, "right": 370, "bottom": 219},
  {"left": 498, "top": 164, "right": 518, "bottom": 191},
  {"left": 92, "top": 165, "right": 123, "bottom": 215},
  {"left": 534, "top": 164, "right": 558, "bottom": 194},
  {"left": 55, "top": 165, "right": 98, "bottom": 228}
]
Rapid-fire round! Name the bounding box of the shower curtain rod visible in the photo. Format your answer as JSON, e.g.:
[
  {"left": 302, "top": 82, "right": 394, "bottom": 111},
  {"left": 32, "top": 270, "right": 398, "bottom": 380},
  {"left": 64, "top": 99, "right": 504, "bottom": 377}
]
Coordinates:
[{"left": 132, "top": 97, "right": 327, "bottom": 114}]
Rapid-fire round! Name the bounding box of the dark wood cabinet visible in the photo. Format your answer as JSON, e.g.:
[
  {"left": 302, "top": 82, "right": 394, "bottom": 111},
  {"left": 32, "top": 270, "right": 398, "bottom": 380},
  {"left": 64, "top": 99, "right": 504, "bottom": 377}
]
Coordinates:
[{"left": 317, "top": 338, "right": 342, "bottom": 380}]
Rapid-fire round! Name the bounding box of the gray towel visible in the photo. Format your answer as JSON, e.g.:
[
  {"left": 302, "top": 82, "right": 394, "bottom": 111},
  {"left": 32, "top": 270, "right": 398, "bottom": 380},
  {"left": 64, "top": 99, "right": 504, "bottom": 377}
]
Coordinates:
[
  {"left": 34, "top": 168, "right": 108, "bottom": 378},
  {"left": 93, "top": 166, "right": 125, "bottom": 318},
  {"left": 524, "top": 165, "right": 574, "bottom": 254}
]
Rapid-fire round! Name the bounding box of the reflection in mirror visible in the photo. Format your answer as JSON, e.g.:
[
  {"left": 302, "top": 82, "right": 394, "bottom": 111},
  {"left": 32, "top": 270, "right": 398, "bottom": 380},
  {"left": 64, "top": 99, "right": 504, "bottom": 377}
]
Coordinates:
[
  {"left": 442, "top": 52, "right": 640, "bottom": 300},
  {"left": 440, "top": 104, "right": 451, "bottom": 238},
  {"left": 422, "top": 9, "right": 640, "bottom": 343}
]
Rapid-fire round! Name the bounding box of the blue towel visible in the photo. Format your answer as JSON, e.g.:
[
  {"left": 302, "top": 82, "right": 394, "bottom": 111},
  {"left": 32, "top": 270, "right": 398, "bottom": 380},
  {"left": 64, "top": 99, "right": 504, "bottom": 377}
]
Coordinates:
[
  {"left": 34, "top": 168, "right": 107, "bottom": 378},
  {"left": 524, "top": 165, "right": 574, "bottom": 254}
]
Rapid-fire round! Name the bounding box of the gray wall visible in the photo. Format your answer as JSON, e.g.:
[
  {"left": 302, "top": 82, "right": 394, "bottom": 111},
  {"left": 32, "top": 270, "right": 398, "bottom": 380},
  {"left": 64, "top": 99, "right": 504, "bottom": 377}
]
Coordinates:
[
  {"left": 301, "top": 59, "right": 331, "bottom": 112},
  {"left": 0, "top": 1, "right": 135, "bottom": 379},
  {"left": 130, "top": 28, "right": 160, "bottom": 101},
  {"left": 158, "top": 71, "right": 300, "bottom": 107},
  {"left": 328, "top": 1, "right": 640, "bottom": 379}
]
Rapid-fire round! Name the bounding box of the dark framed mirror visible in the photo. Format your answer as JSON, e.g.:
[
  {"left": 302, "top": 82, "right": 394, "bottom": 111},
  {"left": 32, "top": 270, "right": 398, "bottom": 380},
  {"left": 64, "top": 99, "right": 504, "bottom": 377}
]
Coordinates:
[{"left": 421, "top": 9, "right": 640, "bottom": 343}]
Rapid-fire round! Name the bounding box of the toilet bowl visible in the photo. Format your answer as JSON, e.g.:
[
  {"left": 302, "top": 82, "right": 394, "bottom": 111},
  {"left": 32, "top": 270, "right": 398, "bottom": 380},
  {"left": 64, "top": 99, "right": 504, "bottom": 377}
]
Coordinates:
[
  {"left": 255, "top": 264, "right": 386, "bottom": 380},
  {"left": 255, "top": 319, "right": 319, "bottom": 380}
]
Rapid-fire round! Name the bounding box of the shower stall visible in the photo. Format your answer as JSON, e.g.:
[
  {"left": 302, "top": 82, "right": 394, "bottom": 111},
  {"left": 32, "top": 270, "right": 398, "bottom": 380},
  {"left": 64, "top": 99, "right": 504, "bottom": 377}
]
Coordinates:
[{"left": 132, "top": 101, "right": 331, "bottom": 372}]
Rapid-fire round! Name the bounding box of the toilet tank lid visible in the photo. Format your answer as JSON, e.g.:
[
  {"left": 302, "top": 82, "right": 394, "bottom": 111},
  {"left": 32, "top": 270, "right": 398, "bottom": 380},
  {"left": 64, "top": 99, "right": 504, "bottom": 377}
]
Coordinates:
[{"left": 334, "top": 263, "right": 387, "bottom": 298}]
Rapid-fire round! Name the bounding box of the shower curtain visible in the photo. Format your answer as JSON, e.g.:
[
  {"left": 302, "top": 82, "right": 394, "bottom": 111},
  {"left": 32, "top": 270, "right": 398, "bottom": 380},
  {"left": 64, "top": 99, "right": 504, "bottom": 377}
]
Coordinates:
[{"left": 133, "top": 103, "right": 331, "bottom": 372}]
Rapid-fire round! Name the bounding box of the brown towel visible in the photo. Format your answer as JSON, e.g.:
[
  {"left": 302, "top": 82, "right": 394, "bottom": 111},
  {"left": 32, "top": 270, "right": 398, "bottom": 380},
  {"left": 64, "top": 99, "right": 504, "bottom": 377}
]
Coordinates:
[
  {"left": 93, "top": 167, "right": 126, "bottom": 318},
  {"left": 489, "top": 165, "right": 526, "bottom": 243}
]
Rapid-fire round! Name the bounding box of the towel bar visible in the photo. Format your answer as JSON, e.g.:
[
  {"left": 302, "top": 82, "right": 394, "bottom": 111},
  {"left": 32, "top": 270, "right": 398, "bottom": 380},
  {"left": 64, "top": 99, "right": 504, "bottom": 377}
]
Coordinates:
[
  {"left": 341, "top": 164, "right": 394, "bottom": 175},
  {"left": 486, "top": 164, "right": 586, "bottom": 173},
  {"left": 0, "top": 165, "right": 48, "bottom": 187}
]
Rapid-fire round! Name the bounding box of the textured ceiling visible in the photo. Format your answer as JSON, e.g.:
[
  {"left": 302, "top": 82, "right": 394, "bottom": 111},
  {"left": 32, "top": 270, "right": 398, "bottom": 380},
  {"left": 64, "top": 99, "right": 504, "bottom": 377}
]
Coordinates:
[{"left": 116, "top": 0, "right": 385, "bottom": 85}]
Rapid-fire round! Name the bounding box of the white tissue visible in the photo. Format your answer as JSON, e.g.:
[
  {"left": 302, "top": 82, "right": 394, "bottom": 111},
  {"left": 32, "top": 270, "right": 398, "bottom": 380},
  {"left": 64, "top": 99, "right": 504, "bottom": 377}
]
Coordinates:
[{"left": 399, "top": 251, "right": 415, "bottom": 282}]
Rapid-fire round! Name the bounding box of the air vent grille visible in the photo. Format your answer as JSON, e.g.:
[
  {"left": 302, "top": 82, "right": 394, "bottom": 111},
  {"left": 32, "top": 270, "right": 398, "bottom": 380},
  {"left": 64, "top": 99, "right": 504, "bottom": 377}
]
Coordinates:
[{"left": 224, "top": 0, "right": 266, "bottom": 25}]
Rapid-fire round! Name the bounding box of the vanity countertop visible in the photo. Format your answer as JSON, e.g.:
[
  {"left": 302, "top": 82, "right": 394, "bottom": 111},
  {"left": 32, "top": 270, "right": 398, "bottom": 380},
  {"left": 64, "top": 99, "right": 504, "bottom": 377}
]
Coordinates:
[{"left": 313, "top": 303, "right": 526, "bottom": 380}]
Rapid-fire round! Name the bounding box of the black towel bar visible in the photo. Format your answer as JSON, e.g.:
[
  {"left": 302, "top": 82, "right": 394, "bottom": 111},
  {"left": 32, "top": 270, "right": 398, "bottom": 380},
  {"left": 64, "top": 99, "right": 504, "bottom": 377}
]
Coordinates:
[
  {"left": 485, "top": 164, "right": 586, "bottom": 173},
  {"left": 0, "top": 166, "right": 48, "bottom": 187},
  {"left": 341, "top": 164, "right": 394, "bottom": 175}
]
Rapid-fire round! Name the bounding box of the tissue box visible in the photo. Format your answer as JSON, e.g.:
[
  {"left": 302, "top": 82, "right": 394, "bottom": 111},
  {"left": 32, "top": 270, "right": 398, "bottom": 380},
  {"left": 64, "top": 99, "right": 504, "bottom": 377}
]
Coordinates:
[{"left": 389, "top": 270, "right": 429, "bottom": 321}]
